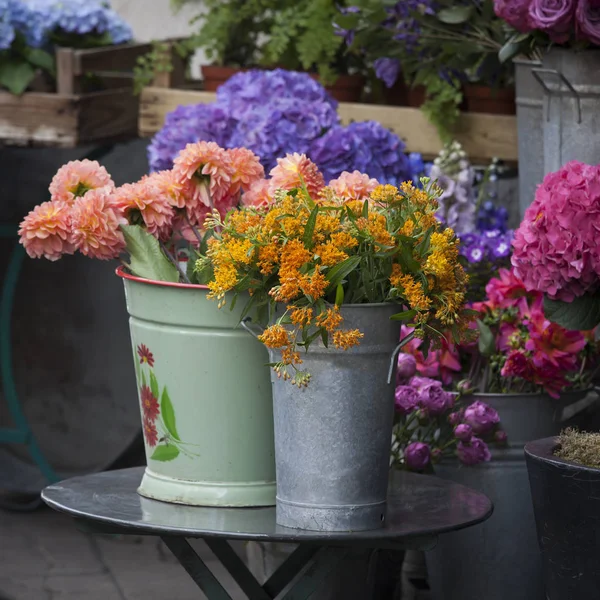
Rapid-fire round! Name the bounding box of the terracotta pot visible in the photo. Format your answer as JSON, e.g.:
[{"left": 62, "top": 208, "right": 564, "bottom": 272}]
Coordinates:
[
  {"left": 201, "top": 65, "right": 245, "bottom": 92},
  {"left": 309, "top": 73, "right": 366, "bottom": 103},
  {"left": 463, "top": 84, "right": 516, "bottom": 115},
  {"left": 382, "top": 80, "right": 427, "bottom": 107}
]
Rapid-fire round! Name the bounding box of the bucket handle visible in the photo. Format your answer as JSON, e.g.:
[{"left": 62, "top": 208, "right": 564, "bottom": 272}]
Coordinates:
[
  {"left": 240, "top": 317, "right": 265, "bottom": 339},
  {"left": 531, "top": 67, "right": 582, "bottom": 124}
]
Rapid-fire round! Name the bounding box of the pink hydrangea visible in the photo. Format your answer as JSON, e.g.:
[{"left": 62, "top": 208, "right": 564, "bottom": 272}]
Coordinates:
[
  {"left": 328, "top": 170, "right": 379, "bottom": 201},
  {"left": 511, "top": 161, "right": 600, "bottom": 302},
  {"left": 269, "top": 153, "right": 325, "bottom": 197},
  {"left": 70, "top": 188, "right": 126, "bottom": 260},
  {"left": 49, "top": 159, "right": 114, "bottom": 205},
  {"left": 18, "top": 201, "right": 74, "bottom": 261},
  {"left": 112, "top": 180, "right": 175, "bottom": 241}
]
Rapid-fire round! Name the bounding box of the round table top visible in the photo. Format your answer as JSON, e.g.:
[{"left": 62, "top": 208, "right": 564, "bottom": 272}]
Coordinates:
[{"left": 42, "top": 467, "right": 492, "bottom": 544}]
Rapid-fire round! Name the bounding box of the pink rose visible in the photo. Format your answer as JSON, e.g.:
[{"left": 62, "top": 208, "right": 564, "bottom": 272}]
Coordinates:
[
  {"left": 457, "top": 437, "right": 492, "bottom": 466},
  {"left": 576, "top": 0, "right": 600, "bottom": 44},
  {"left": 528, "top": 0, "right": 575, "bottom": 43},
  {"left": 463, "top": 401, "right": 500, "bottom": 435}
]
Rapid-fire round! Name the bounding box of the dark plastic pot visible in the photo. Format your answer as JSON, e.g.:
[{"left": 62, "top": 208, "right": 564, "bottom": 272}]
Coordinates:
[
  {"left": 383, "top": 80, "right": 427, "bottom": 107},
  {"left": 525, "top": 436, "right": 600, "bottom": 600},
  {"left": 201, "top": 65, "right": 244, "bottom": 92}
]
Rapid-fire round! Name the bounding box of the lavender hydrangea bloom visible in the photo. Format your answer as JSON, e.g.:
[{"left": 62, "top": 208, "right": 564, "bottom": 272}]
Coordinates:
[
  {"left": 309, "top": 120, "right": 410, "bottom": 184},
  {"left": 216, "top": 69, "right": 338, "bottom": 120},
  {"left": 373, "top": 57, "right": 400, "bottom": 88},
  {"left": 148, "top": 103, "right": 234, "bottom": 172},
  {"left": 228, "top": 97, "right": 339, "bottom": 172},
  {"left": 0, "top": 1, "right": 15, "bottom": 51}
]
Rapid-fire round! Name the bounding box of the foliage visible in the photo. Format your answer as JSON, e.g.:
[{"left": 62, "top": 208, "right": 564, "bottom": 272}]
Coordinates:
[
  {"left": 169, "top": 0, "right": 363, "bottom": 85},
  {"left": 133, "top": 40, "right": 192, "bottom": 94}
]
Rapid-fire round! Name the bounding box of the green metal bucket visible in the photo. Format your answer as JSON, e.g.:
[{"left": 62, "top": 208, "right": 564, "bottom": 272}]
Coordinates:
[{"left": 118, "top": 268, "right": 276, "bottom": 507}]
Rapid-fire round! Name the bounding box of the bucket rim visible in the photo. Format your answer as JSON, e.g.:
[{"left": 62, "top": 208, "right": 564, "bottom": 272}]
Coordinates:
[{"left": 116, "top": 265, "right": 208, "bottom": 290}]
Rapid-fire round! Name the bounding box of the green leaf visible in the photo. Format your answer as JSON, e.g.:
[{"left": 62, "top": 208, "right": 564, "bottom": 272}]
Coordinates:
[
  {"left": 335, "top": 283, "right": 344, "bottom": 307},
  {"left": 390, "top": 309, "right": 418, "bottom": 322},
  {"left": 149, "top": 372, "right": 159, "bottom": 399},
  {"left": 121, "top": 225, "right": 179, "bottom": 283},
  {"left": 320, "top": 328, "right": 329, "bottom": 348},
  {"left": 499, "top": 38, "right": 522, "bottom": 64},
  {"left": 23, "top": 48, "right": 55, "bottom": 74},
  {"left": 303, "top": 205, "right": 319, "bottom": 249},
  {"left": 150, "top": 444, "right": 180, "bottom": 462},
  {"left": 476, "top": 319, "right": 496, "bottom": 357},
  {"left": 0, "top": 59, "right": 36, "bottom": 95},
  {"left": 160, "top": 386, "right": 181, "bottom": 441},
  {"left": 141, "top": 370, "right": 147, "bottom": 388},
  {"left": 325, "top": 255, "right": 361, "bottom": 290},
  {"left": 436, "top": 6, "right": 474, "bottom": 24},
  {"left": 544, "top": 293, "right": 600, "bottom": 331},
  {"left": 362, "top": 199, "right": 369, "bottom": 218}
]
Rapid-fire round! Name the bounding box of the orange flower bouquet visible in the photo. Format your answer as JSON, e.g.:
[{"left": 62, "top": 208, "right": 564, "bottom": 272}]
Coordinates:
[{"left": 195, "top": 155, "right": 476, "bottom": 387}]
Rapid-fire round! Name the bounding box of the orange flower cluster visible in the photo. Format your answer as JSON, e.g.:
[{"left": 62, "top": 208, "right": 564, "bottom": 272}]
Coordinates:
[{"left": 199, "top": 158, "right": 472, "bottom": 386}]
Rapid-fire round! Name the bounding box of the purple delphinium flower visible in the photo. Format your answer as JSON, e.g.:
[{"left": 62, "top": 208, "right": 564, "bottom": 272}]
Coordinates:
[
  {"left": 457, "top": 437, "right": 491, "bottom": 466},
  {"left": 477, "top": 200, "right": 509, "bottom": 233},
  {"left": 148, "top": 103, "right": 234, "bottom": 172},
  {"left": 404, "top": 441, "right": 431, "bottom": 470},
  {"left": 309, "top": 120, "right": 410, "bottom": 184},
  {"left": 463, "top": 401, "right": 500, "bottom": 435},
  {"left": 373, "top": 57, "right": 400, "bottom": 88},
  {"left": 395, "top": 385, "right": 420, "bottom": 414}
]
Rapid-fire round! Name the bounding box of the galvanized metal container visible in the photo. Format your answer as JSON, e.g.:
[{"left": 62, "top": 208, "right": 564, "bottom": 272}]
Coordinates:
[
  {"left": 425, "top": 390, "right": 597, "bottom": 600},
  {"left": 270, "top": 303, "right": 401, "bottom": 532},
  {"left": 514, "top": 57, "right": 544, "bottom": 218},
  {"left": 535, "top": 49, "right": 600, "bottom": 173},
  {"left": 119, "top": 268, "right": 276, "bottom": 507}
]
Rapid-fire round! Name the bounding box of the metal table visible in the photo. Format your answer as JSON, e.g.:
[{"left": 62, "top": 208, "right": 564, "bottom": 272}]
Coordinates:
[{"left": 42, "top": 467, "right": 493, "bottom": 600}]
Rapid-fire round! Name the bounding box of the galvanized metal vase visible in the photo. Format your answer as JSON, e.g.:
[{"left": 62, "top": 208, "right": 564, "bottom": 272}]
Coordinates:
[
  {"left": 270, "top": 303, "right": 401, "bottom": 532},
  {"left": 118, "top": 268, "right": 276, "bottom": 507},
  {"left": 425, "top": 390, "right": 597, "bottom": 600}
]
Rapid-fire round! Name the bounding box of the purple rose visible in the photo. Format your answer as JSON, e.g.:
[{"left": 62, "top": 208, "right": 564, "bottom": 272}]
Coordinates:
[
  {"left": 448, "top": 411, "right": 463, "bottom": 426},
  {"left": 457, "top": 437, "right": 492, "bottom": 466},
  {"left": 404, "top": 442, "right": 431, "bottom": 470},
  {"left": 396, "top": 353, "right": 417, "bottom": 384},
  {"left": 494, "top": 0, "right": 533, "bottom": 32},
  {"left": 431, "top": 448, "right": 443, "bottom": 463},
  {"left": 576, "top": 0, "right": 600, "bottom": 45},
  {"left": 411, "top": 376, "right": 453, "bottom": 415},
  {"left": 463, "top": 401, "right": 500, "bottom": 435},
  {"left": 495, "top": 430, "right": 508, "bottom": 444},
  {"left": 528, "top": 0, "right": 575, "bottom": 43},
  {"left": 454, "top": 424, "right": 473, "bottom": 442},
  {"left": 373, "top": 57, "right": 400, "bottom": 88},
  {"left": 395, "top": 385, "right": 420, "bottom": 414}
]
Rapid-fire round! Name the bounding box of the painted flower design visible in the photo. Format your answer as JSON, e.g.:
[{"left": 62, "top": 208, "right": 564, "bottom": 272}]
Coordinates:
[
  {"left": 140, "top": 385, "right": 160, "bottom": 422},
  {"left": 143, "top": 418, "right": 158, "bottom": 447},
  {"left": 137, "top": 344, "right": 154, "bottom": 367}
]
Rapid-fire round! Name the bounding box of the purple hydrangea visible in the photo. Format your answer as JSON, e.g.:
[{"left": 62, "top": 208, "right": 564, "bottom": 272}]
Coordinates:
[
  {"left": 408, "top": 152, "right": 432, "bottom": 184},
  {"left": 457, "top": 437, "right": 491, "bottom": 466},
  {"left": 148, "top": 103, "right": 234, "bottom": 172},
  {"left": 309, "top": 120, "right": 410, "bottom": 185},
  {"left": 404, "top": 441, "right": 431, "bottom": 470}
]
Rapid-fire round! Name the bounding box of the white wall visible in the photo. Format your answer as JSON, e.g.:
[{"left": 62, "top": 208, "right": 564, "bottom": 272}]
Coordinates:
[{"left": 111, "top": 0, "right": 206, "bottom": 77}]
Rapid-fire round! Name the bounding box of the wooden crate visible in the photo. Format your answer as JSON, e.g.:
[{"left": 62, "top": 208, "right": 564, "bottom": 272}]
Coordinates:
[
  {"left": 0, "top": 42, "right": 174, "bottom": 148},
  {"left": 139, "top": 86, "right": 518, "bottom": 164}
]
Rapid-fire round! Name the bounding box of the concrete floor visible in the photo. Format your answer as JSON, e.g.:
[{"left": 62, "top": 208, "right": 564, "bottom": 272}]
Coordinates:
[{"left": 0, "top": 505, "right": 249, "bottom": 600}]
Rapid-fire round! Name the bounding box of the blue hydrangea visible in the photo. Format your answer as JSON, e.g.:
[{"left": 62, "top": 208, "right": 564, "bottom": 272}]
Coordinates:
[
  {"left": 8, "top": 0, "right": 49, "bottom": 47},
  {"left": 0, "top": 1, "right": 15, "bottom": 51},
  {"left": 309, "top": 120, "right": 411, "bottom": 185},
  {"left": 148, "top": 103, "right": 234, "bottom": 172}
]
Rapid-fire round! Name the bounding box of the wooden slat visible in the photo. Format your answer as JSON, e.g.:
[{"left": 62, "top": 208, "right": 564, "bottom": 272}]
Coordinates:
[
  {"left": 56, "top": 47, "right": 76, "bottom": 95},
  {"left": 73, "top": 42, "right": 154, "bottom": 75},
  {"left": 0, "top": 92, "right": 78, "bottom": 147},
  {"left": 138, "top": 87, "right": 518, "bottom": 163}
]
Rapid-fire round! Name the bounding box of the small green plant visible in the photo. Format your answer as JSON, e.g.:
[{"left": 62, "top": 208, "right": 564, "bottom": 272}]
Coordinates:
[
  {"left": 419, "top": 75, "right": 463, "bottom": 144},
  {"left": 133, "top": 40, "right": 192, "bottom": 94},
  {"left": 556, "top": 428, "right": 600, "bottom": 469}
]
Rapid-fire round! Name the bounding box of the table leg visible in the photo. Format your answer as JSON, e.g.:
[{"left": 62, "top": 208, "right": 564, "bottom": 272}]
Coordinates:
[
  {"left": 262, "top": 545, "right": 318, "bottom": 598},
  {"left": 161, "top": 536, "right": 234, "bottom": 600}
]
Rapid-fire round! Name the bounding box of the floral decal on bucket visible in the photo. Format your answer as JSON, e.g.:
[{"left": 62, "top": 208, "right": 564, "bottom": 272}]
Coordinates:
[{"left": 135, "top": 344, "right": 195, "bottom": 462}]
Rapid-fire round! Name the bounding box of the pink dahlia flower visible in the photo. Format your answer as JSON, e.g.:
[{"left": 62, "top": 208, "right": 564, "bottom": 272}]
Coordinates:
[
  {"left": 144, "top": 170, "right": 187, "bottom": 209},
  {"left": 328, "top": 170, "right": 379, "bottom": 201},
  {"left": 172, "top": 141, "right": 234, "bottom": 209},
  {"left": 18, "top": 201, "right": 74, "bottom": 261},
  {"left": 511, "top": 161, "right": 600, "bottom": 302},
  {"left": 112, "top": 180, "right": 175, "bottom": 241},
  {"left": 226, "top": 147, "right": 265, "bottom": 196},
  {"left": 242, "top": 179, "right": 273, "bottom": 208},
  {"left": 269, "top": 153, "right": 325, "bottom": 197},
  {"left": 70, "top": 188, "right": 126, "bottom": 260},
  {"left": 49, "top": 159, "right": 114, "bottom": 205}
]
